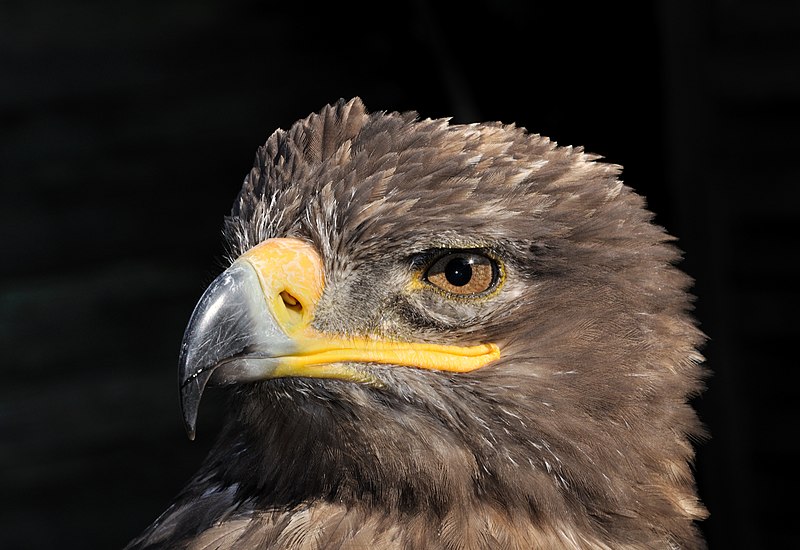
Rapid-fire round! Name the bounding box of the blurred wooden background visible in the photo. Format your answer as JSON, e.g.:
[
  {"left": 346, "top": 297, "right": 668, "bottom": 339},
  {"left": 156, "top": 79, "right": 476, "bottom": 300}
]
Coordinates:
[{"left": 2, "top": 1, "right": 798, "bottom": 548}]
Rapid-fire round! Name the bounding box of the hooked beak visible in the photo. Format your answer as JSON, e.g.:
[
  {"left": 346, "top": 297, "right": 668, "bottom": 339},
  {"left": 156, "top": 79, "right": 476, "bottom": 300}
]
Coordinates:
[{"left": 178, "top": 238, "right": 500, "bottom": 439}]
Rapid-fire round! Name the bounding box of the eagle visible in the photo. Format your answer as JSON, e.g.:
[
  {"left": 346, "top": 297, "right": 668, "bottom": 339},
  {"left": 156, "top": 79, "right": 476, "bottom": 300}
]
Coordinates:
[{"left": 126, "top": 97, "right": 707, "bottom": 549}]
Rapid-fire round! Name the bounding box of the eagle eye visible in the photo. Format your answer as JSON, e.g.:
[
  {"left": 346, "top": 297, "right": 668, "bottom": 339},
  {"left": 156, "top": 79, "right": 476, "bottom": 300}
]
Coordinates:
[{"left": 424, "top": 252, "right": 499, "bottom": 296}]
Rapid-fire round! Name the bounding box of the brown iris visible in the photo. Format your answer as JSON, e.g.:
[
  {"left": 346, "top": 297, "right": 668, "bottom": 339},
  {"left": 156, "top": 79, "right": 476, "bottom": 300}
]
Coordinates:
[{"left": 425, "top": 252, "right": 498, "bottom": 296}]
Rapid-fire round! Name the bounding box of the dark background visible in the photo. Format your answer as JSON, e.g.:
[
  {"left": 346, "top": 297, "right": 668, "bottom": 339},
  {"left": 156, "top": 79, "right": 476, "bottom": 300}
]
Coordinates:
[{"left": 2, "top": 1, "right": 798, "bottom": 548}]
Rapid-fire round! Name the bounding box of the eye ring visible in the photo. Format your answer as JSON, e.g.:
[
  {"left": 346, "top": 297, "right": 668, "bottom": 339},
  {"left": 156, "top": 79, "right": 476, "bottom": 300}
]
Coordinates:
[{"left": 424, "top": 251, "right": 500, "bottom": 296}]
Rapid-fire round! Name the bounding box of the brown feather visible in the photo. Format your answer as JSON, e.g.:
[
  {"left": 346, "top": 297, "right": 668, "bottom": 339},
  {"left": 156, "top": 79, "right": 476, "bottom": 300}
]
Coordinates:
[{"left": 128, "top": 97, "right": 707, "bottom": 549}]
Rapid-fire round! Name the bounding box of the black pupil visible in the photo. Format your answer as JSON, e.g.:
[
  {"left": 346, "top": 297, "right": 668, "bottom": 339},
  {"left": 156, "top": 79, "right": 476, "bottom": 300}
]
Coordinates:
[{"left": 444, "top": 257, "right": 473, "bottom": 286}]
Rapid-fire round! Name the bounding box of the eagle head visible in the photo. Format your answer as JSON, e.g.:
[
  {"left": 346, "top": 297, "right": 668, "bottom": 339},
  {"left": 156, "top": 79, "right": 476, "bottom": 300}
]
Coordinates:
[{"left": 129, "top": 97, "right": 707, "bottom": 549}]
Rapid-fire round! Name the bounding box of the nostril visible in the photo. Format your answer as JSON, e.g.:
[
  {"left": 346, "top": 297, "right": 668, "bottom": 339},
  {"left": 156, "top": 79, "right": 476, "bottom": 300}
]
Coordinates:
[{"left": 280, "top": 291, "right": 302, "bottom": 312}]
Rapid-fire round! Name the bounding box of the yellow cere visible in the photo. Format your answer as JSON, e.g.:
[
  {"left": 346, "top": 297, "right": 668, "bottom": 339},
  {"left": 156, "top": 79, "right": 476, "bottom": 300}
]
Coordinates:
[{"left": 240, "top": 238, "right": 324, "bottom": 334}]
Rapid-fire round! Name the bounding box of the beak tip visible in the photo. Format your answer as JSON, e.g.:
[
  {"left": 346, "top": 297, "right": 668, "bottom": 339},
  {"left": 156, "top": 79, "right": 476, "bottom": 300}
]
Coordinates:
[
  {"left": 181, "top": 405, "right": 197, "bottom": 441},
  {"left": 179, "top": 374, "right": 206, "bottom": 442}
]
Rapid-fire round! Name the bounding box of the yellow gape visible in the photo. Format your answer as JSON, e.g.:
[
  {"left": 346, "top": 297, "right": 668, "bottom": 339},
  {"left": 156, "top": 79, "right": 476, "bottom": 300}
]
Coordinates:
[{"left": 238, "top": 238, "right": 500, "bottom": 380}]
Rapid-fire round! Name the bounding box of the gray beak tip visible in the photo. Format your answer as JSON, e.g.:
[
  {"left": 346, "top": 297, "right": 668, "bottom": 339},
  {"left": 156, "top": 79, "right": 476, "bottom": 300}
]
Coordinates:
[
  {"left": 180, "top": 384, "right": 198, "bottom": 440},
  {"left": 180, "top": 370, "right": 213, "bottom": 441}
]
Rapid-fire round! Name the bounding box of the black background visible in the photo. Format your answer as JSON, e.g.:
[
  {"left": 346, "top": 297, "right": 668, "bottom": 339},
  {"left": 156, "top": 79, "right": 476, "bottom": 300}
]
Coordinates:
[{"left": 2, "top": 1, "right": 798, "bottom": 548}]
